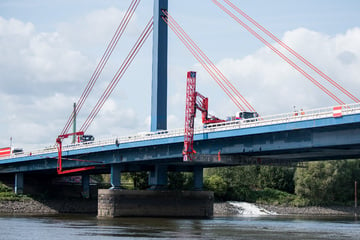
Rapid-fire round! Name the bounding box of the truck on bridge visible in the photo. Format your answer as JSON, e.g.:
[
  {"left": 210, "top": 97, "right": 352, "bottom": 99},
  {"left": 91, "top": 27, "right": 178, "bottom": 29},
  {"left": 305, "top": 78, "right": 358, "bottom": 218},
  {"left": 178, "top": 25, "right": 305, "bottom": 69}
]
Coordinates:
[
  {"left": 226, "top": 111, "right": 259, "bottom": 122},
  {"left": 0, "top": 147, "right": 23, "bottom": 158},
  {"left": 0, "top": 147, "right": 11, "bottom": 158}
]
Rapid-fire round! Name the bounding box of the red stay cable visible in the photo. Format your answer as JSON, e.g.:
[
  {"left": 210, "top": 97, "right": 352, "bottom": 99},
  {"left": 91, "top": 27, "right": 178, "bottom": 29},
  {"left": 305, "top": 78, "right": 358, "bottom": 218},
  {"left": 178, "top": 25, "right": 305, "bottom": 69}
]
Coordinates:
[
  {"left": 212, "top": 0, "right": 345, "bottom": 105},
  {"left": 162, "top": 14, "right": 246, "bottom": 112},
  {"left": 163, "top": 10, "right": 256, "bottom": 112},
  {"left": 80, "top": 18, "right": 154, "bottom": 133},
  {"left": 61, "top": 0, "right": 141, "bottom": 135},
  {"left": 74, "top": 0, "right": 140, "bottom": 125},
  {"left": 223, "top": 0, "right": 359, "bottom": 103},
  {"left": 164, "top": 11, "right": 255, "bottom": 113},
  {"left": 163, "top": 11, "right": 258, "bottom": 112}
]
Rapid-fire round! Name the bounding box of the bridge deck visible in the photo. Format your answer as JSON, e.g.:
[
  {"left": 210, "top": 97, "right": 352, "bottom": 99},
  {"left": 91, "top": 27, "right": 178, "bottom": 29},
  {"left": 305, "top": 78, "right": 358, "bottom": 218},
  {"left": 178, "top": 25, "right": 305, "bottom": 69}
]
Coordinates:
[{"left": 1, "top": 103, "right": 360, "bottom": 173}]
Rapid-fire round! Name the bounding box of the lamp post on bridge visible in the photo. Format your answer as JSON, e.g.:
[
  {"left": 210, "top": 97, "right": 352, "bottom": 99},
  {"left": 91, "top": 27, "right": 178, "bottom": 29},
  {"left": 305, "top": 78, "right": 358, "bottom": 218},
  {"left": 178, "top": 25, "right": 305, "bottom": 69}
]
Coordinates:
[{"left": 72, "top": 102, "right": 77, "bottom": 144}]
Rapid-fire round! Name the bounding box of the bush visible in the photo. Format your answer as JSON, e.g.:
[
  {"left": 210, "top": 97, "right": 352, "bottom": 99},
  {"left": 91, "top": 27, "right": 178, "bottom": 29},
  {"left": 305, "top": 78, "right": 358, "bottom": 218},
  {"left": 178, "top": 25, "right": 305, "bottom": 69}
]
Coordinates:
[
  {"left": 256, "top": 188, "right": 296, "bottom": 205},
  {"left": 226, "top": 186, "right": 258, "bottom": 202},
  {"left": 168, "top": 172, "right": 193, "bottom": 190},
  {"left": 204, "top": 174, "right": 227, "bottom": 200},
  {"left": 258, "top": 166, "right": 295, "bottom": 193},
  {"left": 0, "top": 192, "right": 24, "bottom": 201},
  {"left": 294, "top": 160, "right": 359, "bottom": 205},
  {"left": 0, "top": 182, "right": 29, "bottom": 201},
  {"left": 0, "top": 183, "right": 12, "bottom": 193}
]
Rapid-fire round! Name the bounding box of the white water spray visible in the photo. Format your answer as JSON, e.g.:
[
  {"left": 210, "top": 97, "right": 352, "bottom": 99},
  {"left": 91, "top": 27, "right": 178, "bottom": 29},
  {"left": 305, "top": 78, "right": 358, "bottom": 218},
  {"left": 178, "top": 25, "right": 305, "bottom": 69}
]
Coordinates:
[{"left": 228, "top": 202, "right": 277, "bottom": 216}]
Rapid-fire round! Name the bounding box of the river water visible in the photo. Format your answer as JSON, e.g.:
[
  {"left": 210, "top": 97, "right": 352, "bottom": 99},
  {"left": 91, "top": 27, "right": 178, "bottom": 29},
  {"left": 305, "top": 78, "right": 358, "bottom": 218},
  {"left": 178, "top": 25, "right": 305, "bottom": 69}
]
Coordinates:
[{"left": 0, "top": 214, "right": 359, "bottom": 240}]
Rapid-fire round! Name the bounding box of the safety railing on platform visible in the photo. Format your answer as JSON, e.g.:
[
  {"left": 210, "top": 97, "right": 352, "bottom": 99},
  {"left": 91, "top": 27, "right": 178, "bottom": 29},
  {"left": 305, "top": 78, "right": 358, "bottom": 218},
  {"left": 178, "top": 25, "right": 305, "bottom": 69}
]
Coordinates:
[{"left": 2, "top": 103, "right": 360, "bottom": 160}]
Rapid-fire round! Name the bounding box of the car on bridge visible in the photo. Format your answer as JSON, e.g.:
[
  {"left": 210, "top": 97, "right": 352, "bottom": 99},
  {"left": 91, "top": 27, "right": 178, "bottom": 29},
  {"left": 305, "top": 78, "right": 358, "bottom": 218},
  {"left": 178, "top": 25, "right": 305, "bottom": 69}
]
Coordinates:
[
  {"left": 235, "top": 111, "right": 259, "bottom": 122},
  {"left": 80, "top": 135, "right": 95, "bottom": 143},
  {"left": 12, "top": 148, "right": 24, "bottom": 155},
  {"left": 225, "top": 111, "right": 259, "bottom": 122}
]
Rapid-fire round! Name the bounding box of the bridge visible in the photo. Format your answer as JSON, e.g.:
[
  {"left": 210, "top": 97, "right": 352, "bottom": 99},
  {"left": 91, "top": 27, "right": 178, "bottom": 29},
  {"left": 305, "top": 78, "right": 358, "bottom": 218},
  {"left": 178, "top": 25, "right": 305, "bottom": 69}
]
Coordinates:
[
  {"left": 2, "top": 103, "right": 360, "bottom": 170},
  {"left": 1, "top": 0, "right": 359, "bottom": 218}
]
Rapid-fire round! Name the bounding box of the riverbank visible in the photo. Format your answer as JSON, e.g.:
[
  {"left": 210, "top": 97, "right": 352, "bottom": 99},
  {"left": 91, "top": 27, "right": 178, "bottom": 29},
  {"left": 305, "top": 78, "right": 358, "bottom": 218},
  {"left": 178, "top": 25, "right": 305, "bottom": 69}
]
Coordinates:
[
  {"left": 1, "top": 198, "right": 359, "bottom": 217},
  {"left": 0, "top": 198, "right": 97, "bottom": 215},
  {"left": 258, "top": 203, "right": 360, "bottom": 216},
  {"left": 214, "top": 202, "right": 360, "bottom": 217}
]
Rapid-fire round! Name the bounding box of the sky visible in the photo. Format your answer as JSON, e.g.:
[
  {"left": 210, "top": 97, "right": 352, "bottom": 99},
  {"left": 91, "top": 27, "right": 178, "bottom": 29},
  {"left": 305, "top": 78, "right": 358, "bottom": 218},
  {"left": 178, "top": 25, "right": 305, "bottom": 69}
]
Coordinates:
[{"left": 0, "top": 0, "right": 360, "bottom": 150}]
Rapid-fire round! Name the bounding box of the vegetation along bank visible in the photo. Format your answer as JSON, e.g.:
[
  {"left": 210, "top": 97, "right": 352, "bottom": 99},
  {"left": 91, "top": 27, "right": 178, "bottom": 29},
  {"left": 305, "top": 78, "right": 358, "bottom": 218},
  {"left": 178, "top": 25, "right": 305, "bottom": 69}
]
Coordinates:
[{"left": 0, "top": 159, "right": 359, "bottom": 215}]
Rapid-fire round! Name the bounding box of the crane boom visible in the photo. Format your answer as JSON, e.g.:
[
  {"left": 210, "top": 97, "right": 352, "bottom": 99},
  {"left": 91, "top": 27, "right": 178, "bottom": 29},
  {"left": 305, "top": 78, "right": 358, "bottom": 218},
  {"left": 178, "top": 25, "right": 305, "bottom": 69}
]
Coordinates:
[
  {"left": 183, "top": 71, "right": 225, "bottom": 161},
  {"left": 183, "top": 72, "right": 197, "bottom": 161},
  {"left": 56, "top": 131, "right": 95, "bottom": 174}
]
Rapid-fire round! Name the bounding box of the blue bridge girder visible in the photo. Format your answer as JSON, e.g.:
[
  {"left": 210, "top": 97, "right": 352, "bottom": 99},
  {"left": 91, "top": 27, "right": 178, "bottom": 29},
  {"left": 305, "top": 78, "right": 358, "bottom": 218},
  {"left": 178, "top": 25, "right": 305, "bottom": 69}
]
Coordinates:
[{"left": 1, "top": 105, "right": 360, "bottom": 174}]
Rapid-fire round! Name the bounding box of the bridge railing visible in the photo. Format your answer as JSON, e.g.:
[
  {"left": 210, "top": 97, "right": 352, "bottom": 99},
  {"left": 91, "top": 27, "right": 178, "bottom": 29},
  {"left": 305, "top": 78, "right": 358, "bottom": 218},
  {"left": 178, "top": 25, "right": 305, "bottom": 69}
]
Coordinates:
[
  {"left": 202, "top": 103, "right": 360, "bottom": 131},
  {"left": 2, "top": 103, "right": 360, "bottom": 160}
]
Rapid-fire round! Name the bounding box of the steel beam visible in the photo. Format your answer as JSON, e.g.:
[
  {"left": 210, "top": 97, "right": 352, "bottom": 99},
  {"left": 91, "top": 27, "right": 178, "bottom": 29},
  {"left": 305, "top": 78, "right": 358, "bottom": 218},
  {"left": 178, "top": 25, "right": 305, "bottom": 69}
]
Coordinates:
[
  {"left": 14, "top": 173, "right": 24, "bottom": 194},
  {"left": 151, "top": 0, "right": 168, "bottom": 131},
  {"left": 193, "top": 166, "right": 203, "bottom": 190},
  {"left": 110, "top": 164, "right": 121, "bottom": 189},
  {"left": 82, "top": 174, "right": 90, "bottom": 198}
]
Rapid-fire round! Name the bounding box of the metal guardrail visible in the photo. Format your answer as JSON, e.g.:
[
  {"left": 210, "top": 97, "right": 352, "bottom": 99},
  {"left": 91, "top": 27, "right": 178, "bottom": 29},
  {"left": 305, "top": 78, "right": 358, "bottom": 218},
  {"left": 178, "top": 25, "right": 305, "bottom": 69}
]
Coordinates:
[{"left": 2, "top": 103, "right": 360, "bottom": 160}]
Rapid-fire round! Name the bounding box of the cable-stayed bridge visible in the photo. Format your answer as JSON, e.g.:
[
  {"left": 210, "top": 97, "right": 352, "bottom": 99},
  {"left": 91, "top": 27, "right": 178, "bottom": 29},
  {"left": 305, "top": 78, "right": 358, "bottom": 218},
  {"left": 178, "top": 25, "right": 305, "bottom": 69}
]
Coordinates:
[{"left": 1, "top": 0, "right": 359, "bottom": 218}]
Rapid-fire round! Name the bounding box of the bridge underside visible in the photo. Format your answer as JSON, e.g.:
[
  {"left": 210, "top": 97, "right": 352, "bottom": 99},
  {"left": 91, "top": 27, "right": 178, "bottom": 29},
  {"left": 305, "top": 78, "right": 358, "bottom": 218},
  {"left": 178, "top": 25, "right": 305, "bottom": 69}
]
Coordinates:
[{"left": 1, "top": 116, "right": 360, "bottom": 175}]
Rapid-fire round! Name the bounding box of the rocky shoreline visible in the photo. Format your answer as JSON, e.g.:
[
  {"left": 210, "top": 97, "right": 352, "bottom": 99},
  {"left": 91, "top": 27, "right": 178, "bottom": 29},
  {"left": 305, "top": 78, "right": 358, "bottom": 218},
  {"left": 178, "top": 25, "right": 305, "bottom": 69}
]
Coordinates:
[
  {"left": 0, "top": 198, "right": 97, "bottom": 215},
  {"left": 214, "top": 202, "right": 360, "bottom": 217},
  {"left": 1, "top": 199, "right": 359, "bottom": 217}
]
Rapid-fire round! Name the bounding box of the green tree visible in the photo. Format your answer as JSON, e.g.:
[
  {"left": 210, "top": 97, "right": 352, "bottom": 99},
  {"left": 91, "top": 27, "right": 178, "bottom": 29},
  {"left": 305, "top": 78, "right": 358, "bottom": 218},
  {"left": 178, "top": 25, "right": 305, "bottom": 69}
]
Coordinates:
[
  {"left": 127, "top": 172, "right": 148, "bottom": 190},
  {"left": 258, "top": 166, "right": 295, "bottom": 193},
  {"left": 205, "top": 166, "right": 259, "bottom": 201},
  {"left": 204, "top": 174, "right": 227, "bottom": 200},
  {"left": 294, "top": 160, "right": 356, "bottom": 205},
  {"left": 168, "top": 172, "right": 193, "bottom": 190}
]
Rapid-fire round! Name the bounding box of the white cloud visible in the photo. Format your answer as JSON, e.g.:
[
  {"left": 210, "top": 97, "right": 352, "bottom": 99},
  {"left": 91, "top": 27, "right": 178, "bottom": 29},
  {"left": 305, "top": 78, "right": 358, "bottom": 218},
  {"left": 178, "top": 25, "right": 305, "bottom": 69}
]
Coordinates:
[
  {"left": 0, "top": 17, "right": 92, "bottom": 100},
  {"left": 0, "top": 15, "right": 99, "bottom": 148},
  {"left": 57, "top": 7, "right": 138, "bottom": 49},
  {"left": 22, "top": 32, "right": 91, "bottom": 83},
  {"left": 212, "top": 27, "right": 360, "bottom": 115},
  {"left": 168, "top": 114, "right": 182, "bottom": 130},
  {"left": 0, "top": 17, "right": 34, "bottom": 36}
]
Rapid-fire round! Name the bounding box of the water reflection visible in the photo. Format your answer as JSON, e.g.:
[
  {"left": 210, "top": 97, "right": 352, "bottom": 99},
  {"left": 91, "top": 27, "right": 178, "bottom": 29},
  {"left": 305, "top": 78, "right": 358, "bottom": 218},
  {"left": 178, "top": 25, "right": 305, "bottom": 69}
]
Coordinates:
[{"left": 0, "top": 215, "right": 359, "bottom": 240}]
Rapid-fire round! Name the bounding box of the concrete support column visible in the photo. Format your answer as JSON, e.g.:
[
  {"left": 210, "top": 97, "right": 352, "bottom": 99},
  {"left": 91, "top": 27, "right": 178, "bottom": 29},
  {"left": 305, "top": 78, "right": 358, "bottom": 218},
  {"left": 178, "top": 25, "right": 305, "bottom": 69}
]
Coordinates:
[
  {"left": 149, "top": 165, "right": 168, "bottom": 189},
  {"left": 14, "top": 173, "right": 24, "bottom": 194},
  {"left": 110, "top": 164, "right": 121, "bottom": 189},
  {"left": 82, "top": 174, "right": 90, "bottom": 198},
  {"left": 193, "top": 166, "right": 203, "bottom": 191}
]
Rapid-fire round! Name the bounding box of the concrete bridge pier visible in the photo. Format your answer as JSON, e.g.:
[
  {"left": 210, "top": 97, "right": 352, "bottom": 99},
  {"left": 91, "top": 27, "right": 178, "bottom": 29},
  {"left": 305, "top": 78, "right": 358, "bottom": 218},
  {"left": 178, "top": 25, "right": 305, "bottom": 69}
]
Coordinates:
[
  {"left": 98, "top": 165, "right": 213, "bottom": 218},
  {"left": 98, "top": 189, "right": 214, "bottom": 218}
]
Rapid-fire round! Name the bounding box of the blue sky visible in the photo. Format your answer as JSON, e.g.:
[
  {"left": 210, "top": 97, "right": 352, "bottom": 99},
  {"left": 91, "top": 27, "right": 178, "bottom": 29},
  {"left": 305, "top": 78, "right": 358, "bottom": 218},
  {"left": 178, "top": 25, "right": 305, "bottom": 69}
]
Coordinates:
[{"left": 0, "top": 0, "right": 359, "bottom": 149}]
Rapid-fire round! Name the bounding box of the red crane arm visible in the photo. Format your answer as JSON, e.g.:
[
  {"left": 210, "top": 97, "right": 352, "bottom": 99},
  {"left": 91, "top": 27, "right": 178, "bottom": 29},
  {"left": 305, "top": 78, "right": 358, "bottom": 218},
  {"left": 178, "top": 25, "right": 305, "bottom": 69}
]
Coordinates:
[
  {"left": 195, "top": 92, "right": 225, "bottom": 124},
  {"left": 56, "top": 131, "right": 95, "bottom": 174},
  {"left": 183, "top": 71, "right": 225, "bottom": 161}
]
